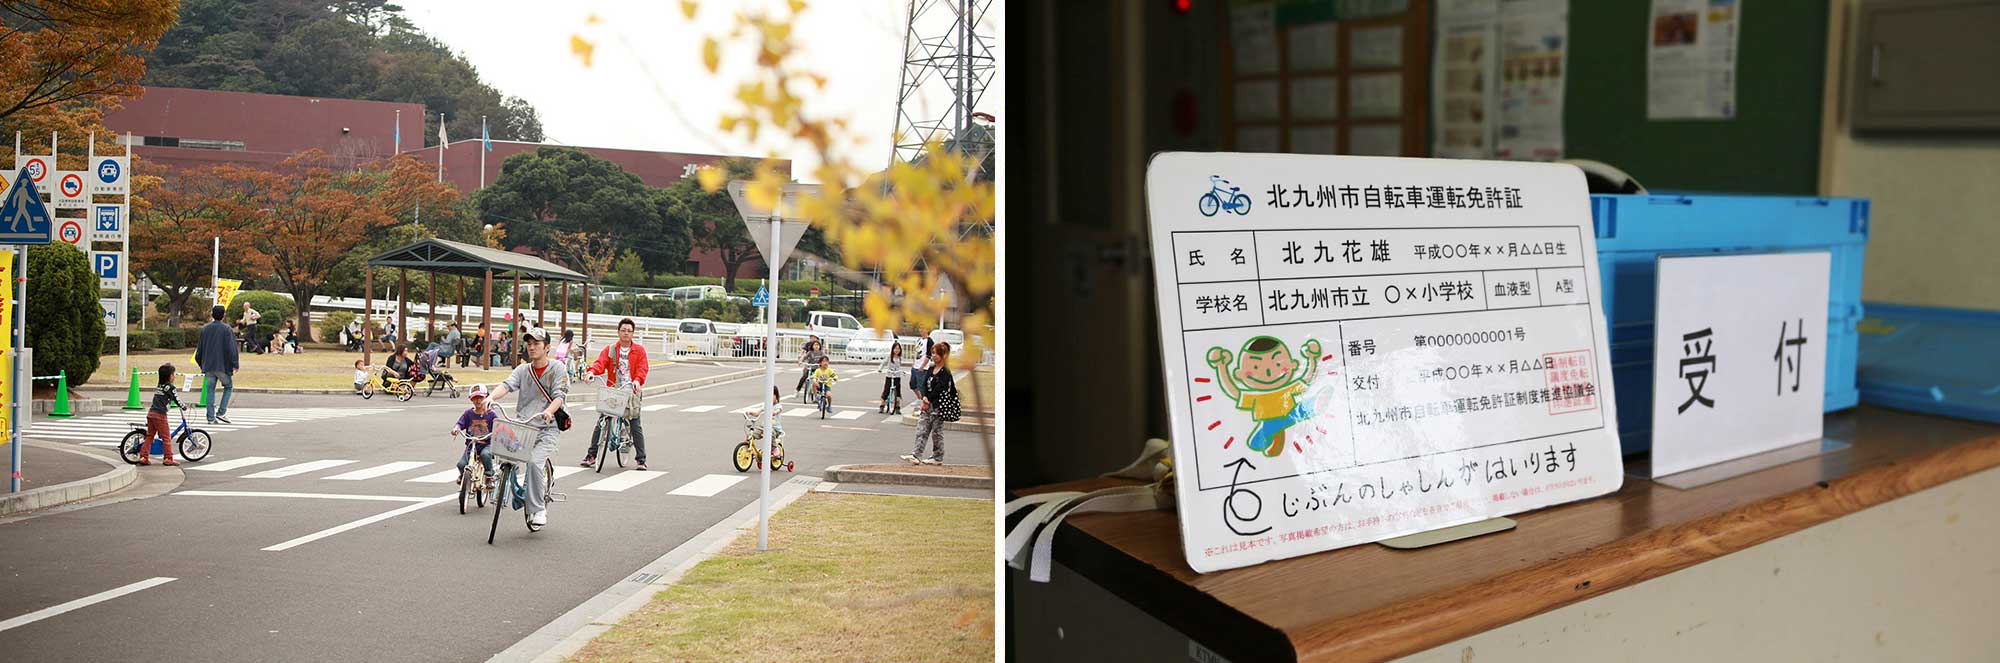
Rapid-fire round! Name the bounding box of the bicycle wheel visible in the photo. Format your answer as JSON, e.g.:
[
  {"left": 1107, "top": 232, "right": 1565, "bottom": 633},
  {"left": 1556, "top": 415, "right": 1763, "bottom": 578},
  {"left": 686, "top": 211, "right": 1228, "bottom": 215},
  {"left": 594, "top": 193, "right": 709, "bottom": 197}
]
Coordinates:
[
  {"left": 1199, "top": 192, "right": 1221, "bottom": 217},
  {"left": 119, "top": 430, "right": 146, "bottom": 464},
  {"left": 594, "top": 423, "right": 611, "bottom": 473},
  {"left": 773, "top": 441, "right": 786, "bottom": 469},
  {"left": 178, "top": 430, "right": 212, "bottom": 462},
  {"left": 733, "top": 441, "right": 755, "bottom": 473},
  {"left": 615, "top": 429, "right": 631, "bottom": 468},
  {"left": 458, "top": 470, "right": 470, "bottom": 514},
  {"left": 395, "top": 387, "right": 412, "bottom": 402},
  {"left": 488, "top": 466, "right": 511, "bottom": 544},
  {"left": 360, "top": 387, "right": 373, "bottom": 400},
  {"left": 1230, "top": 193, "right": 1252, "bottom": 215},
  {"left": 475, "top": 473, "right": 487, "bottom": 508}
]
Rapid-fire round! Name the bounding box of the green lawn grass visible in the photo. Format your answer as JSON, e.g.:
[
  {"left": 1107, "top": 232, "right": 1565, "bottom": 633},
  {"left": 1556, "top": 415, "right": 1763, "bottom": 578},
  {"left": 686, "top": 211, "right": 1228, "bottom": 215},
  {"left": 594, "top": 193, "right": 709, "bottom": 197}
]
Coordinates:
[{"left": 568, "top": 493, "right": 994, "bottom": 662}]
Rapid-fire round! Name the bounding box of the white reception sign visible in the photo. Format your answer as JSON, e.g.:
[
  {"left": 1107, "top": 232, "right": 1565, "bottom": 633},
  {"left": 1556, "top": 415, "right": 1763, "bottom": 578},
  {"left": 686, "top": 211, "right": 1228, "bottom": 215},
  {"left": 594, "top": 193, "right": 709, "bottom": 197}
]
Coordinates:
[{"left": 1649, "top": 252, "right": 1829, "bottom": 477}]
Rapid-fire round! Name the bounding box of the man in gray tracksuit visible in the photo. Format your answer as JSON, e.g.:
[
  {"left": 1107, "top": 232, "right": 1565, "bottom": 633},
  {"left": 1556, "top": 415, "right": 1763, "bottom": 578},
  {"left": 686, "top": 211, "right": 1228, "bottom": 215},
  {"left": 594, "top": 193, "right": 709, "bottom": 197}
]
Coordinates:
[{"left": 483, "top": 326, "right": 569, "bottom": 527}]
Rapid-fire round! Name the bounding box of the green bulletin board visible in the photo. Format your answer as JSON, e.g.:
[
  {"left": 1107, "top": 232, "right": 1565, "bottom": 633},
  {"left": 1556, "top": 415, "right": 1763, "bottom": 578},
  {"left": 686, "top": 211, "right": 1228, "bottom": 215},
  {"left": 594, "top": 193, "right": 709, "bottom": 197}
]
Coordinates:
[{"left": 1559, "top": 1, "right": 1829, "bottom": 194}]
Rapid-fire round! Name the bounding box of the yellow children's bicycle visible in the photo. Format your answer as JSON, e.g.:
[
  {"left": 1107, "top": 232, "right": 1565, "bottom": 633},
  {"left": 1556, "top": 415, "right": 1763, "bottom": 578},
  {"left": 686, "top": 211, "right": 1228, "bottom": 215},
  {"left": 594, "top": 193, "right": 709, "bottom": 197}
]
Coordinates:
[{"left": 732, "top": 411, "right": 791, "bottom": 473}]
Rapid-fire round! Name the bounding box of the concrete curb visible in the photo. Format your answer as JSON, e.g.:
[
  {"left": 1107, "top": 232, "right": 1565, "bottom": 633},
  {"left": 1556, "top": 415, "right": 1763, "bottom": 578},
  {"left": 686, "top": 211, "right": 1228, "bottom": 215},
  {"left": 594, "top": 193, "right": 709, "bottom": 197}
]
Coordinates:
[
  {"left": 31, "top": 396, "right": 107, "bottom": 416},
  {"left": 822, "top": 463, "right": 993, "bottom": 490},
  {"left": 0, "top": 441, "right": 137, "bottom": 516},
  {"left": 490, "top": 475, "right": 822, "bottom": 663}
]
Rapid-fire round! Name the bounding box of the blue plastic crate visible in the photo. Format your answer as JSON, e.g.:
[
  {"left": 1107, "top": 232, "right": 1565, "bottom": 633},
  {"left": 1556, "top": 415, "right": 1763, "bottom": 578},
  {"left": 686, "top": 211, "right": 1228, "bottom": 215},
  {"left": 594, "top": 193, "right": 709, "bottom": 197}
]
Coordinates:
[
  {"left": 1590, "top": 193, "right": 1870, "bottom": 455},
  {"left": 1856, "top": 303, "right": 2000, "bottom": 424}
]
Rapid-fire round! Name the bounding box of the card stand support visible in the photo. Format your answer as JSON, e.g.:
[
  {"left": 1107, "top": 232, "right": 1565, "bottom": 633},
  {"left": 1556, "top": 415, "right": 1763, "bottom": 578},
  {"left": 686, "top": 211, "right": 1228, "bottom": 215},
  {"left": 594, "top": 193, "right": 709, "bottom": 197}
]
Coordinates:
[
  {"left": 1377, "top": 517, "right": 1517, "bottom": 549},
  {"left": 1630, "top": 437, "right": 1852, "bottom": 491}
]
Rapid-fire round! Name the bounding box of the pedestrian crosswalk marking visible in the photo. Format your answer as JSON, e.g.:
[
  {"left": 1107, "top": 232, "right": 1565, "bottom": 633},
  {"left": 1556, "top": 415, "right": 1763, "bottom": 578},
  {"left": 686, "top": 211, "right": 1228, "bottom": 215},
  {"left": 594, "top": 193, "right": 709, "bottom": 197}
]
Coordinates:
[
  {"left": 883, "top": 417, "right": 902, "bottom": 425},
  {"left": 641, "top": 404, "right": 672, "bottom": 412},
  {"left": 578, "top": 470, "right": 668, "bottom": 492},
  {"left": 667, "top": 474, "right": 744, "bottom": 497},
  {"left": 679, "top": 405, "right": 722, "bottom": 413},
  {"left": 782, "top": 408, "right": 814, "bottom": 418},
  {"left": 183, "top": 456, "right": 285, "bottom": 473},
  {"left": 552, "top": 466, "right": 588, "bottom": 480},
  {"left": 322, "top": 461, "right": 431, "bottom": 481},
  {"left": 831, "top": 410, "right": 864, "bottom": 420},
  {"left": 24, "top": 408, "right": 401, "bottom": 443},
  {"left": 407, "top": 469, "right": 463, "bottom": 483},
  {"left": 242, "top": 459, "right": 357, "bottom": 479}
]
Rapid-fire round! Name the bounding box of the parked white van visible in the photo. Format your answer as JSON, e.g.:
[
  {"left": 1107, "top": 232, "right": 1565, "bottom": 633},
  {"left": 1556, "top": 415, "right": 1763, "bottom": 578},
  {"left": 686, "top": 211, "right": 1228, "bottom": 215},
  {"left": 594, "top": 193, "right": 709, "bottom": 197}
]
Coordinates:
[
  {"left": 666, "top": 285, "right": 726, "bottom": 302},
  {"left": 806, "top": 311, "right": 863, "bottom": 345},
  {"left": 669, "top": 318, "right": 719, "bottom": 356}
]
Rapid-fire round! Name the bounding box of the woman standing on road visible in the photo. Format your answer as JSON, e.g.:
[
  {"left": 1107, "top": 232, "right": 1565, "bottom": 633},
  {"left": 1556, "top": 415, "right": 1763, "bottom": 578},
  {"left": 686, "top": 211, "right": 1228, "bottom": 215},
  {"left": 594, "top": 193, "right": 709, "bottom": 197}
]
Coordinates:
[{"left": 903, "top": 341, "right": 956, "bottom": 465}]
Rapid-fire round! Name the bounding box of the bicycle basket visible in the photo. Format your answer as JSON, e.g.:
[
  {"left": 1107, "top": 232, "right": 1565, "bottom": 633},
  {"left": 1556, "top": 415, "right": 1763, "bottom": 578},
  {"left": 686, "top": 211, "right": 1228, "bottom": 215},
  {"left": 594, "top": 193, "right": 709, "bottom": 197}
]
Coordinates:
[
  {"left": 489, "top": 415, "right": 542, "bottom": 464},
  {"left": 595, "top": 387, "right": 634, "bottom": 416}
]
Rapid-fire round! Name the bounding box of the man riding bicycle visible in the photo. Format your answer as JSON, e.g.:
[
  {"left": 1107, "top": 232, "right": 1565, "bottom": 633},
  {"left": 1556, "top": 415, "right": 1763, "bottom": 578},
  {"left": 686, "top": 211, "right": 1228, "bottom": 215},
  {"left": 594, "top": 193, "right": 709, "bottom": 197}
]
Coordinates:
[
  {"left": 582, "top": 317, "right": 649, "bottom": 471},
  {"left": 481, "top": 326, "right": 568, "bottom": 529}
]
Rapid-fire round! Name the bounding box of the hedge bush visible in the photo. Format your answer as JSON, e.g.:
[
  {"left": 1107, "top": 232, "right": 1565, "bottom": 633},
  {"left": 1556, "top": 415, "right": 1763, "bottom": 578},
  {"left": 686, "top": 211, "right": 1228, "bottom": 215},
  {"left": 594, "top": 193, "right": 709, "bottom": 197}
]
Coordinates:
[
  {"left": 153, "top": 327, "right": 184, "bottom": 350},
  {"left": 318, "top": 311, "right": 356, "bottom": 345},
  {"left": 28, "top": 244, "right": 104, "bottom": 386},
  {"left": 127, "top": 329, "right": 159, "bottom": 352}
]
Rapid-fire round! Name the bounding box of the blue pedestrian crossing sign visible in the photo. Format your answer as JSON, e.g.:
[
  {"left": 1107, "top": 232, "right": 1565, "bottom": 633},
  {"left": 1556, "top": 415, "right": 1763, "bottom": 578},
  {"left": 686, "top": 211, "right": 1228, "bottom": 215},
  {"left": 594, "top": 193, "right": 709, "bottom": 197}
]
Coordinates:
[
  {"left": 752, "top": 285, "right": 770, "bottom": 307},
  {"left": 0, "top": 168, "right": 54, "bottom": 245}
]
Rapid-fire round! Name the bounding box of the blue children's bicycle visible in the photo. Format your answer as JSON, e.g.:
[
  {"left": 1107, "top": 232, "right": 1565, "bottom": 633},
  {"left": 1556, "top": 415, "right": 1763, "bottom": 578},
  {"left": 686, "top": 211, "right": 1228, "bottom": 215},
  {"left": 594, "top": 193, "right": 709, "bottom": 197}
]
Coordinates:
[
  {"left": 120, "top": 405, "right": 212, "bottom": 464},
  {"left": 1199, "top": 175, "right": 1253, "bottom": 217}
]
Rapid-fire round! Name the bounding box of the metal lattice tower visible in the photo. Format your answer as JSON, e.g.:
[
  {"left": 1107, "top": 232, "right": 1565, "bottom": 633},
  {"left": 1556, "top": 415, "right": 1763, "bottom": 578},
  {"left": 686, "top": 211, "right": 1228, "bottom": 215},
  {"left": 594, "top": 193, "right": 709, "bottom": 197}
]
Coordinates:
[{"left": 889, "top": 0, "right": 995, "bottom": 187}]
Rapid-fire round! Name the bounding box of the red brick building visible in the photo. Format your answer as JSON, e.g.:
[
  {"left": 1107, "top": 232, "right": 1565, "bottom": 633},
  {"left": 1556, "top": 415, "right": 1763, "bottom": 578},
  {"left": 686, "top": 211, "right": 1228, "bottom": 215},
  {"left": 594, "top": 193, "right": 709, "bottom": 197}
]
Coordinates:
[{"left": 104, "top": 86, "right": 786, "bottom": 280}]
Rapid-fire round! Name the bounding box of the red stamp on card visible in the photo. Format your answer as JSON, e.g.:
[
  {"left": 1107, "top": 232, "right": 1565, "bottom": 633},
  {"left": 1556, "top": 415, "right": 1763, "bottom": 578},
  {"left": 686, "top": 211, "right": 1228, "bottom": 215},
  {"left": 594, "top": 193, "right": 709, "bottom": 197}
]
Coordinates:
[{"left": 1543, "top": 349, "right": 1597, "bottom": 415}]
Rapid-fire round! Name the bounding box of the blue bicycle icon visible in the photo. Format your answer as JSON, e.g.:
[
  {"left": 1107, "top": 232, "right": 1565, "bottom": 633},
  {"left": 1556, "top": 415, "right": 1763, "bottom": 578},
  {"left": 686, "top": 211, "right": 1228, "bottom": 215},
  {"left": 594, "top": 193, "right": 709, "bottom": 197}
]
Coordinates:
[{"left": 1199, "top": 175, "right": 1252, "bottom": 217}]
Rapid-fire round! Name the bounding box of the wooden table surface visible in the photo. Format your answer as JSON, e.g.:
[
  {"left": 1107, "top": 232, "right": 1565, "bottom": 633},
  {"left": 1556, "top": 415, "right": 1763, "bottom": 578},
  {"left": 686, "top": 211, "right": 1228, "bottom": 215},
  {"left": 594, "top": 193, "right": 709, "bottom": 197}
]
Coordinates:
[{"left": 1015, "top": 406, "right": 2000, "bottom": 662}]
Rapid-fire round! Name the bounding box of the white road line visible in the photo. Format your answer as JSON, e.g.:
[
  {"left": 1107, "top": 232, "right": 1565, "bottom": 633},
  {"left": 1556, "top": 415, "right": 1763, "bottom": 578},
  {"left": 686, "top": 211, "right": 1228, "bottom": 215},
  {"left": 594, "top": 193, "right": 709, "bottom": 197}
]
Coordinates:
[
  {"left": 823, "top": 425, "right": 875, "bottom": 432},
  {"left": 578, "top": 471, "right": 669, "bottom": 492},
  {"left": 406, "top": 469, "right": 463, "bottom": 483},
  {"left": 262, "top": 494, "right": 456, "bottom": 552},
  {"left": 782, "top": 408, "right": 814, "bottom": 418},
  {"left": 666, "top": 474, "right": 745, "bottom": 497},
  {"left": 882, "top": 417, "right": 902, "bottom": 425},
  {"left": 831, "top": 410, "right": 864, "bottom": 420},
  {"left": 730, "top": 405, "right": 759, "bottom": 414},
  {"left": 173, "top": 490, "right": 433, "bottom": 502},
  {"left": 321, "top": 461, "right": 431, "bottom": 481},
  {"left": 552, "top": 466, "right": 589, "bottom": 480},
  {"left": 240, "top": 459, "right": 357, "bottom": 479},
  {"left": 640, "top": 404, "right": 672, "bottom": 412},
  {"left": 679, "top": 405, "right": 722, "bottom": 413},
  {"left": 0, "top": 577, "right": 178, "bottom": 634},
  {"left": 79, "top": 442, "right": 119, "bottom": 447},
  {"left": 182, "top": 456, "right": 285, "bottom": 472}
]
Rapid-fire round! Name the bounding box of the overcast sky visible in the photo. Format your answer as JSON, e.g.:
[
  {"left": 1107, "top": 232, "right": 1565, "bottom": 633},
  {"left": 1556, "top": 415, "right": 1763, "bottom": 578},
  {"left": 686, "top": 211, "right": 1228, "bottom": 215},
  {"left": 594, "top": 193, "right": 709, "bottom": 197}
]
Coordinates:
[{"left": 395, "top": 0, "right": 1002, "bottom": 183}]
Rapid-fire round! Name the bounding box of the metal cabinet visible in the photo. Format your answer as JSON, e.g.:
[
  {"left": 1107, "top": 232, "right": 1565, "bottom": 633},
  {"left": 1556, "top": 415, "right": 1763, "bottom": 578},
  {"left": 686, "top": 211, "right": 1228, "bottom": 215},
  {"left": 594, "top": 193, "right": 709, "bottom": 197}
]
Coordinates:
[{"left": 1850, "top": 0, "right": 2000, "bottom": 131}]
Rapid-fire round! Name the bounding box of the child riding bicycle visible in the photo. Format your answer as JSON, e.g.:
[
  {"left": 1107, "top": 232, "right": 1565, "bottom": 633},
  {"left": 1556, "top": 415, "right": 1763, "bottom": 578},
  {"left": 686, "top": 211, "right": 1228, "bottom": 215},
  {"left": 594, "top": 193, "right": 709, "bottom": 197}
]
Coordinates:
[
  {"left": 809, "top": 356, "right": 837, "bottom": 401},
  {"left": 452, "top": 386, "right": 499, "bottom": 493},
  {"left": 139, "top": 363, "right": 184, "bottom": 466}
]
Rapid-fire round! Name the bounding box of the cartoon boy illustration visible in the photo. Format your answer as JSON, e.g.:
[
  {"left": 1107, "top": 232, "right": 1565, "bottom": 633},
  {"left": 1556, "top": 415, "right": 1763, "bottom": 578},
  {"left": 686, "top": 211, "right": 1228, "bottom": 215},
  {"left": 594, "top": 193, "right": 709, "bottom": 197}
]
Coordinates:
[{"left": 1207, "top": 336, "right": 1322, "bottom": 459}]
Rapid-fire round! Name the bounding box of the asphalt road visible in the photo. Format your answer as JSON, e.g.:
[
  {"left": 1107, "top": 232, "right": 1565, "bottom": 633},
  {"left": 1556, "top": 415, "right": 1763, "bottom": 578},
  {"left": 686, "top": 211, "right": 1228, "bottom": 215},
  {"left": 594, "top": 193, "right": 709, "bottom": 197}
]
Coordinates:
[{"left": 0, "top": 365, "right": 985, "bottom": 662}]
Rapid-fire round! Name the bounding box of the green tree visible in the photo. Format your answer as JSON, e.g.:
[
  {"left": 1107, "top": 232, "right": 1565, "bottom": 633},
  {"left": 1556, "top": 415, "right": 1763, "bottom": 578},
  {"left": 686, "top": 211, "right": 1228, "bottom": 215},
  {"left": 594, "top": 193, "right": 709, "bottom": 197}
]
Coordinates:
[
  {"left": 26, "top": 244, "right": 106, "bottom": 387},
  {"left": 607, "top": 250, "right": 647, "bottom": 287},
  {"left": 473, "top": 148, "right": 678, "bottom": 268},
  {"left": 669, "top": 159, "right": 757, "bottom": 289}
]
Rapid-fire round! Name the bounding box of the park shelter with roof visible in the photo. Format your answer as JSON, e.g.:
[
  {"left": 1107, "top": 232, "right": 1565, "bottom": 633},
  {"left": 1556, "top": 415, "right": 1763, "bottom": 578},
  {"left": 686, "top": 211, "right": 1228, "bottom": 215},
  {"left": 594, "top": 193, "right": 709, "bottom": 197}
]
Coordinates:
[{"left": 362, "top": 238, "right": 594, "bottom": 366}]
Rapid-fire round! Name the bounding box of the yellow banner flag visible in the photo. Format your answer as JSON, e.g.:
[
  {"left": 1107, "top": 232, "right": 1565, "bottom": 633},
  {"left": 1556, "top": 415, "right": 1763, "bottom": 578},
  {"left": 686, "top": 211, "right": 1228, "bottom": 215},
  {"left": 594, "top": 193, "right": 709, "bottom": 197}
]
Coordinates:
[
  {"left": 214, "top": 278, "right": 243, "bottom": 310},
  {"left": 0, "top": 250, "right": 14, "bottom": 443},
  {"left": 194, "top": 278, "right": 245, "bottom": 366}
]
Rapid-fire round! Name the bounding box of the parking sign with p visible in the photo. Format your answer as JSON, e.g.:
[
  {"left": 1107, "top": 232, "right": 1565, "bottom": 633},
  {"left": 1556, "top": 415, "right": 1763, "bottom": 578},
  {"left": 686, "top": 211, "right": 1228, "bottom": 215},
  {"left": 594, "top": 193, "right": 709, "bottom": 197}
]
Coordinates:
[{"left": 92, "top": 251, "right": 122, "bottom": 289}]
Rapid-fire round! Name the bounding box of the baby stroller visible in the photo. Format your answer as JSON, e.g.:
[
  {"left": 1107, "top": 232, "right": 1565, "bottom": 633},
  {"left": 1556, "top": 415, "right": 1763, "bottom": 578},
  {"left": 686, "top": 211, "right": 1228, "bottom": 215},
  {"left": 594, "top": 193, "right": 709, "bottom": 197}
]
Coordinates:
[{"left": 420, "top": 348, "right": 459, "bottom": 398}]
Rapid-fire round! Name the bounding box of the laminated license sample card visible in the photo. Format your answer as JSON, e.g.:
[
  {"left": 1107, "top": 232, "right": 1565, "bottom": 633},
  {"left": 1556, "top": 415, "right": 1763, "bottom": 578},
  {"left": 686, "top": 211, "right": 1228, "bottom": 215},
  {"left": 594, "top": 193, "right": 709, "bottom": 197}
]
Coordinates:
[{"left": 1146, "top": 153, "right": 1624, "bottom": 573}]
